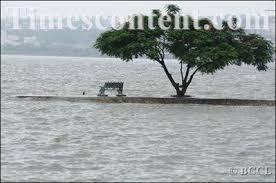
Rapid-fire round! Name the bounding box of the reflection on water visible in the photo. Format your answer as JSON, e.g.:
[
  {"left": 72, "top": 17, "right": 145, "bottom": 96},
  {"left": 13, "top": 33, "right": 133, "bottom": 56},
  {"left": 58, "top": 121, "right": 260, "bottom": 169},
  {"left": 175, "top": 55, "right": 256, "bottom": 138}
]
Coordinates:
[{"left": 1, "top": 55, "right": 275, "bottom": 181}]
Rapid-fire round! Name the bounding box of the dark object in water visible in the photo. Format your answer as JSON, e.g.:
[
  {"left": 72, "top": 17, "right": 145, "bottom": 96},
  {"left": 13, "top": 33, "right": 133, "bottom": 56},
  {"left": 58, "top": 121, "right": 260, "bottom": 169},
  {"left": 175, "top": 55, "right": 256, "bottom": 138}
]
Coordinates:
[{"left": 83, "top": 91, "right": 85, "bottom": 95}]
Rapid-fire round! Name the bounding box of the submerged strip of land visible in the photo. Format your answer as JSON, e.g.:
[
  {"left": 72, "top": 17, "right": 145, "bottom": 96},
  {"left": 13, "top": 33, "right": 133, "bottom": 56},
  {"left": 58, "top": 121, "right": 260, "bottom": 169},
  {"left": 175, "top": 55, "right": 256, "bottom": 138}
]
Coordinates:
[{"left": 16, "top": 95, "right": 275, "bottom": 106}]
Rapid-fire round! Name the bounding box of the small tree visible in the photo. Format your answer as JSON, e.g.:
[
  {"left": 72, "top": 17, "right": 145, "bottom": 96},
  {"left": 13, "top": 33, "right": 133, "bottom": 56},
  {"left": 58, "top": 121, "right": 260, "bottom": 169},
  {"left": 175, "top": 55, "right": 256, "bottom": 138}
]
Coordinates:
[{"left": 94, "top": 5, "right": 273, "bottom": 97}]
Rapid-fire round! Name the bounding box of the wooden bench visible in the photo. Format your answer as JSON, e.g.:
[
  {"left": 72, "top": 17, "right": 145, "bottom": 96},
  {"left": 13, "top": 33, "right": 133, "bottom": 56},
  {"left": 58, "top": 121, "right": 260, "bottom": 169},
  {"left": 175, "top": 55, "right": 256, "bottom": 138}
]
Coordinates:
[{"left": 97, "top": 82, "right": 126, "bottom": 96}]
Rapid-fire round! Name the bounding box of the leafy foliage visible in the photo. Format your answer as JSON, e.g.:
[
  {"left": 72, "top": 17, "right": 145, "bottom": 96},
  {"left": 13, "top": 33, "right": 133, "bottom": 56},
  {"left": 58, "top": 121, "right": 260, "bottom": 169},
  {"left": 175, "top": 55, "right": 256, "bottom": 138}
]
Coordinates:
[{"left": 94, "top": 4, "right": 274, "bottom": 96}]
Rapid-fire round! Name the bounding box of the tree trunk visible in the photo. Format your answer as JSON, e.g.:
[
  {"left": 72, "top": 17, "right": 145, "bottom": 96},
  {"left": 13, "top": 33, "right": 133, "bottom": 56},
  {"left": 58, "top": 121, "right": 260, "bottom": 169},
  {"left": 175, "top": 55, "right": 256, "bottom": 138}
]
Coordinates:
[
  {"left": 158, "top": 60, "right": 199, "bottom": 97},
  {"left": 176, "top": 89, "right": 183, "bottom": 97},
  {"left": 181, "top": 85, "right": 188, "bottom": 96},
  {"left": 159, "top": 61, "right": 193, "bottom": 97},
  {"left": 176, "top": 84, "right": 188, "bottom": 97}
]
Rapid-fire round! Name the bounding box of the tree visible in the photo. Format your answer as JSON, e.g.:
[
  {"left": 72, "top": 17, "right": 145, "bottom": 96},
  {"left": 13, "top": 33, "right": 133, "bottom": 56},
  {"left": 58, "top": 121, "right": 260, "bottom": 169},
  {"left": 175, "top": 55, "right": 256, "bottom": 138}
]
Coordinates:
[{"left": 94, "top": 5, "right": 274, "bottom": 97}]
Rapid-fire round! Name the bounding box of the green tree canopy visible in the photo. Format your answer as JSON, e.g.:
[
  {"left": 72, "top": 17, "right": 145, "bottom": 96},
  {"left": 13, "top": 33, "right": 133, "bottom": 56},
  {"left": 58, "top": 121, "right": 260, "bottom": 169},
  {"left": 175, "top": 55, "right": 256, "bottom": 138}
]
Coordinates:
[{"left": 94, "top": 4, "right": 274, "bottom": 97}]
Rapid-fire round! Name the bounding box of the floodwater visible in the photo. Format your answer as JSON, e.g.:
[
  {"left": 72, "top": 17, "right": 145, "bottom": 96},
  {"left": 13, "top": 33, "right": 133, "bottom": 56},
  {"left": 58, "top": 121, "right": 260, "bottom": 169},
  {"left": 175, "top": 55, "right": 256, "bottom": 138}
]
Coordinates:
[{"left": 1, "top": 55, "right": 275, "bottom": 181}]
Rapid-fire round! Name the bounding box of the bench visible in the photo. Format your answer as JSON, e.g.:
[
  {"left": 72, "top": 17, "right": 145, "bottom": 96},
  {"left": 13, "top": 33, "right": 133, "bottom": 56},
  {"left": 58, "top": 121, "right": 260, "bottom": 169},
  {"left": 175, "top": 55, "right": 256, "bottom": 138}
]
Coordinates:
[{"left": 97, "top": 82, "right": 126, "bottom": 97}]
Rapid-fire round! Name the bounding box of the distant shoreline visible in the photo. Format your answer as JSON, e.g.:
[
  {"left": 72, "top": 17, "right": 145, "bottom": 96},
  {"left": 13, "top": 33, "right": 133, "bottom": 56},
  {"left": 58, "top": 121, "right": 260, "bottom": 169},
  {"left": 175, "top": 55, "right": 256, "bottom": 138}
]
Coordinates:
[
  {"left": 1, "top": 53, "right": 110, "bottom": 59},
  {"left": 1, "top": 53, "right": 177, "bottom": 61}
]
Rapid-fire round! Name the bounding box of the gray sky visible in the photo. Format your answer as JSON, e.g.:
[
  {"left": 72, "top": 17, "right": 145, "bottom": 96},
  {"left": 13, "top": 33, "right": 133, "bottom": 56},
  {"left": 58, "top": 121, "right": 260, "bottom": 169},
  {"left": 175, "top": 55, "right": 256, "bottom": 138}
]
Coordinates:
[{"left": 1, "top": 1, "right": 275, "bottom": 17}]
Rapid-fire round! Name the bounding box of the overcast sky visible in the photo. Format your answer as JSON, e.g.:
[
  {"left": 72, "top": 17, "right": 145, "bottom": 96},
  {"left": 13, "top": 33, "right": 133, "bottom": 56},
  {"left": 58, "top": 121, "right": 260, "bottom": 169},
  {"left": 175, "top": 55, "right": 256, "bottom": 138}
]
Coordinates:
[{"left": 1, "top": 1, "right": 275, "bottom": 17}]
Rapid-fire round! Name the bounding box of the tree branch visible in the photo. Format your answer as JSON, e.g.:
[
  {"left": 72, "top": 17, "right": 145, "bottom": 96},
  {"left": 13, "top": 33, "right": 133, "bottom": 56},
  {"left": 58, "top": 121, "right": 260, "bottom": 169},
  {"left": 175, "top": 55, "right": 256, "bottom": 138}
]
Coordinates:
[
  {"left": 186, "top": 63, "right": 209, "bottom": 86},
  {"left": 187, "top": 67, "right": 200, "bottom": 85},
  {"left": 155, "top": 39, "right": 182, "bottom": 93},
  {"left": 180, "top": 62, "right": 184, "bottom": 84},
  {"left": 159, "top": 59, "right": 178, "bottom": 90},
  {"left": 160, "top": 45, "right": 165, "bottom": 61},
  {"left": 183, "top": 64, "right": 190, "bottom": 85},
  {"left": 155, "top": 43, "right": 165, "bottom": 62}
]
